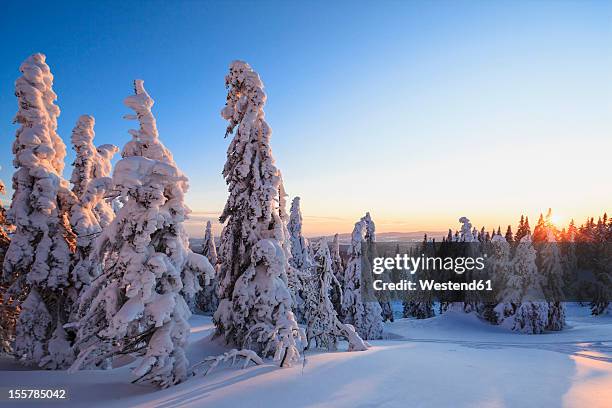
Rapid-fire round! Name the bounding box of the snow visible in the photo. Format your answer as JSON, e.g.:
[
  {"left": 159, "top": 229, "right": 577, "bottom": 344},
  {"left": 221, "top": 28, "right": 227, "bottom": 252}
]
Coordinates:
[{"left": 1, "top": 304, "right": 610, "bottom": 407}]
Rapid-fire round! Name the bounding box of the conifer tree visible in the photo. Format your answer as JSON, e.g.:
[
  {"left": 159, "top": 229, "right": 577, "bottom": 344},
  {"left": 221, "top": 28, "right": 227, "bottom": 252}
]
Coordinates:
[
  {"left": 330, "top": 233, "right": 344, "bottom": 317},
  {"left": 540, "top": 229, "right": 566, "bottom": 330},
  {"left": 304, "top": 238, "right": 368, "bottom": 351},
  {"left": 341, "top": 217, "right": 383, "bottom": 339},
  {"left": 70, "top": 80, "right": 213, "bottom": 388},
  {"left": 505, "top": 225, "right": 514, "bottom": 243},
  {"left": 0, "top": 180, "right": 16, "bottom": 353},
  {"left": 195, "top": 221, "right": 219, "bottom": 314},
  {"left": 214, "top": 61, "right": 305, "bottom": 367},
  {"left": 69, "top": 115, "right": 118, "bottom": 291},
  {"left": 3, "top": 54, "right": 77, "bottom": 368}
]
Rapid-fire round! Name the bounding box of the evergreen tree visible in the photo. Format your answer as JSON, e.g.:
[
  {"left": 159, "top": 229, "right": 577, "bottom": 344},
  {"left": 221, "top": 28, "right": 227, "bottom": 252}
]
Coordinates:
[
  {"left": 70, "top": 80, "right": 213, "bottom": 388},
  {"left": 505, "top": 225, "right": 513, "bottom": 243},
  {"left": 341, "top": 218, "right": 383, "bottom": 339},
  {"left": 214, "top": 61, "right": 305, "bottom": 367},
  {"left": 496, "top": 235, "right": 548, "bottom": 333},
  {"left": 304, "top": 238, "right": 368, "bottom": 351},
  {"left": 540, "top": 229, "right": 566, "bottom": 330},
  {"left": 69, "top": 115, "right": 118, "bottom": 291},
  {"left": 0, "top": 180, "right": 16, "bottom": 353},
  {"left": 330, "top": 233, "right": 344, "bottom": 318},
  {"left": 195, "top": 221, "right": 219, "bottom": 314},
  {"left": 3, "top": 54, "right": 77, "bottom": 368}
]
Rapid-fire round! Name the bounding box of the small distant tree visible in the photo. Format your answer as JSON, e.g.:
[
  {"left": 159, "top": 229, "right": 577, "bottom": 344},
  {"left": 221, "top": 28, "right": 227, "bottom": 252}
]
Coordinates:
[
  {"left": 195, "top": 221, "right": 219, "bottom": 314},
  {"left": 496, "top": 235, "right": 548, "bottom": 334},
  {"left": 341, "top": 217, "right": 383, "bottom": 340},
  {"left": 505, "top": 225, "right": 514, "bottom": 243},
  {"left": 304, "top": 238, "right": 368, "bottom": 351},
  {"left": 540, "top": 229, "right": 566, "bottom": 330},
  {"left": 330, "top": 233, "right": 344, "bottom": 318}
]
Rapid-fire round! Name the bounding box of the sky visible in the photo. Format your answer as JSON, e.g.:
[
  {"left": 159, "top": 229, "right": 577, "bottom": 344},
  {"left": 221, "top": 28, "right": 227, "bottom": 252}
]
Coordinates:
[{"left": 0, "top": 0, "right": 611, "bottom": 237}]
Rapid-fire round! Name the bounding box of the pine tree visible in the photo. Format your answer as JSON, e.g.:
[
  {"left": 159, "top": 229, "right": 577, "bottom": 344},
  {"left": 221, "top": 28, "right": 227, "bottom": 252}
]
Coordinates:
[
  {"left": 69, "top": 115, "right": 118, "bottom": 291},
  {"left": 496, "top": 235, "right": 548, "bottom": 333},
  {"left": 214, "top": 61, "right": 305, "bottom": 367},
  {"left": 362, "top": 213, "right": 393, "bottom": 322},
  {"left": 330, "top": 233, "right": 344, "bottom": 318},
  {"left": 70, "top": 80, "right": 213, "bottom": 388},
  {"left": 195, "top": 221, "right": 219, "bottom": 314},
  {"left": 303, "top": 238, "right": 368, "bottom": 351},
  {"left": 540, "top": 228, "right": 566, "bottom": 330},
  {"left": 3, "top": 54, "right": 77, "bottom": 368},
  {"left": 288, "top": 197, "right": 313, "bottom": 271},
  {"left": 341, "top": 217, "right": 383, "bottom": 340},
  {"left": 505, "top": 225, "right": 513, "bottom": 243},
  {"left": 0, "top": 180, "right": 16, "bottom": 353}
]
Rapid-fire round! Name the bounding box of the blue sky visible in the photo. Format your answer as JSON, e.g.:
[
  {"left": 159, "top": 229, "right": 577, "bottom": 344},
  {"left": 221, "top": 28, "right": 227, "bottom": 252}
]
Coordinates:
[{"left": 1, "top": 1, "right": 611, "bottom": 236}]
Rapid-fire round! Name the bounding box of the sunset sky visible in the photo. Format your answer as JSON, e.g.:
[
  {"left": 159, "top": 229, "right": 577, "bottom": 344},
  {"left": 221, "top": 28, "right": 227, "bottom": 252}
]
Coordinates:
[{"left": 1, "top": 1, "right": 610, "bottom": 237}]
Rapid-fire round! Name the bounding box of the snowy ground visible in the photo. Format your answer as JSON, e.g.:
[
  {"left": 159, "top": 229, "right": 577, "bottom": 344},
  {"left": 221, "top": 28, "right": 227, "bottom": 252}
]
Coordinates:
[{"left": 0, "top": 304, "right": 610, "bottom": 407}]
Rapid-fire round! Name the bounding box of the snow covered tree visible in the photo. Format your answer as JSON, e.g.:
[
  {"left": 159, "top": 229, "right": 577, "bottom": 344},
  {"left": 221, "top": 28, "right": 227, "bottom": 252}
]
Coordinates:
[
  {"left": 496, "top": 235, "right": 549, "bottom": 334},
  {"left": 330, "top": 233, "right": 344, "bottom": 317},
  {"left": 214, "top": 61, "right": 305, "bottom": 367},
  {"left": 0, "top": 180, "right": 16, "bottom": 353},
  {"left": 505, "top": 225, "right": 514, "bottom": 243},
  {"left": 485, "top": 235, "right": 512, "bottom": 324},
  {"left": 539, "top": 228, "right": 566, "bottom": 330},
  {"left": 304, "top": 238, "right": 368, "bottom": 351},
  {"left": 195, "top": 220, "right": 219, "bottom": 314},
  {"left": 70, "top": 80, "right": 213, "bottom": 388},
  {"left": 288, "top": 197, "right": 313, "bottom": 271},
  {"left": 341, "top": 217, "right": 383, "bottom": 340},
  {"left": 361, "top": 213, "right": 393, "bottom": 322},
  {"left": 2, "top": 54, "right": 77, "bottom": 368},
  {"left": 69, "top": 115, "right": 118, "bottom": 291},
  {"left": 286, "top": 196, "right": 313, "bottom": 322}
]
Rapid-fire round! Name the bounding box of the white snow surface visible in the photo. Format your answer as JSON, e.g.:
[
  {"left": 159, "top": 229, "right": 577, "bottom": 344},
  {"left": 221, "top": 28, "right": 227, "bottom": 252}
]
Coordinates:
[{"left": 2, "top": 304, "right": 609, "bottom": 407}]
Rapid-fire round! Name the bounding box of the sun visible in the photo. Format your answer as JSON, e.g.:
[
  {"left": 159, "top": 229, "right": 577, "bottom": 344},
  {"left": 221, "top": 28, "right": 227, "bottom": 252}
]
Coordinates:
[{"left": 550, "top": 214, "right": 563, "bottom": 228}]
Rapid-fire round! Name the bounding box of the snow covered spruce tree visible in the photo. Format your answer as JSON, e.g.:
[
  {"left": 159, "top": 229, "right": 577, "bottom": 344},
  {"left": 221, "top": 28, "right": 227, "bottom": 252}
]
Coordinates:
[
  {"left": 70, "top": 80, "right": 213, "bottom": 388},
  {"left": 287, "top": 196, "right": 313, "bottom": 321},
  {"left": 0, "top": 179, "right": 16, "bottom": 353},
  {"left": 485, "top": 235, "right": 512, "bottom": 324},
  {"left": 195, "top": 220, "right": 219, "bottom": 314},
  {"left": 69, "top": 115, "right": 118, "bottom": 291},
  {"left": 304, "top": 238, "right": 368, "bottom": 351},
  {"left": 214, "top": 61, "right": 305, "bottom": 367},
  {"left": 330, "top": 233, "right": 345, "bottom": 317},
  {"left": 362, "top": 213, "right": 393, "bottom": 322},
  {"left": 539, "top": 229, "right": 566, "bottom": 331},
  {"left": 341, "top": 217, "right": 383, "bottom": 340},
  {"left": 496, "top": 235, "right": 549, "bottom": 334},
  {"left": 2, "top": 54, "right": 78, "bottom": 368}
]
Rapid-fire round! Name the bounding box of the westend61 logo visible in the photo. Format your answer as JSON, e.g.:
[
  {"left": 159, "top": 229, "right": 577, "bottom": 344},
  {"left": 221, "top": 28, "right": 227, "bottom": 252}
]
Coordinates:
[{"left": 359, "top": 241, "right": 612, "bottom": 303}]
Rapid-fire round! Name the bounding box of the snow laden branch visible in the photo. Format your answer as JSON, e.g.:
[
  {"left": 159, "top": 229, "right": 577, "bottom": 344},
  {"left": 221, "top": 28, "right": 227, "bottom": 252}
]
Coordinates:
[
  {"left": 3, "top": 54, "right": 77, "bottom": 369},
  {"left": 215, "top": 61, "right": 306, "bottom": 367},
  {"left": 192, "top": 349, "right": 263, "bottom": 376},
  {"left": 70, "top": 80, "right": 214, "bottom": 388}
]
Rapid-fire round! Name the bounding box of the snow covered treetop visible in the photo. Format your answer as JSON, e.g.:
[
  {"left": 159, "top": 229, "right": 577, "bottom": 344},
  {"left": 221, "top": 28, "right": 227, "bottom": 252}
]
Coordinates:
[
  {"left": 220, "top": 60, "right": 267, "bottom": 137},
  {"left": 491, "top": 234, "right": 507, "bottom": 244},
  {"left": 13, "top": 53, "right": 66, "bottom": 175},
  {"left": 122, "top": 80, "right": 174, "bottom": 164},
  {"left": 71, "top": 115, "right": 95, "bottom": 147}
]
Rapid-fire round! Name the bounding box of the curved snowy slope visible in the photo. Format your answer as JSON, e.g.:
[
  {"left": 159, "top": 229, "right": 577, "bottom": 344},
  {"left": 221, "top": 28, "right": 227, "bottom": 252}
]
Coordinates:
[{"left": 0, "top": 306, "right": 610, "bottom": 407}]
